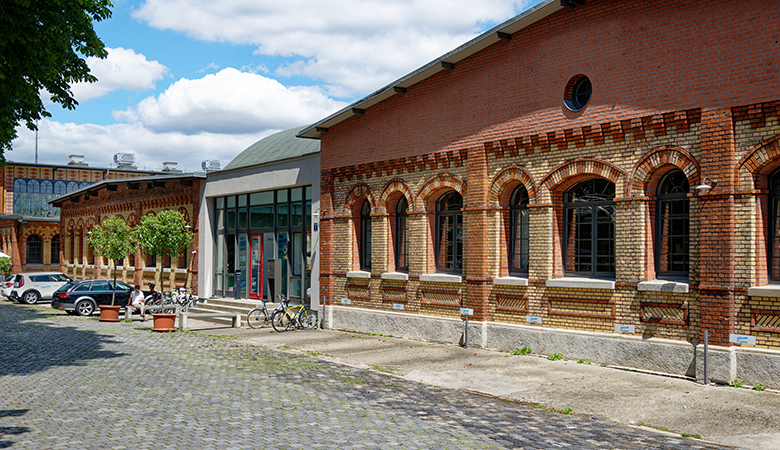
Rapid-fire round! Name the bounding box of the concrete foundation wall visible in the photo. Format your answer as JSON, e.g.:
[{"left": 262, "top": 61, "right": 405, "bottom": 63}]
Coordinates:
[{"left": 327, "top": 306, "right": 780, "bottom": 388}]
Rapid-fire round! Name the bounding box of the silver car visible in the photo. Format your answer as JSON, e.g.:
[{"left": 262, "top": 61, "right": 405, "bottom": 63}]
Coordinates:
[
  {"left": 1, "top": 275, "right": 15, "bottom": 299},
  {"left": 8, "top": 272, "right": 73, "bottom": 304}
]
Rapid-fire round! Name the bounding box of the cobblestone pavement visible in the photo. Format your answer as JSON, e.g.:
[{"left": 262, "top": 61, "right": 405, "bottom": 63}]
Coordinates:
[{"left": 0, "top": 303, "right": 731, "bottom": 449}]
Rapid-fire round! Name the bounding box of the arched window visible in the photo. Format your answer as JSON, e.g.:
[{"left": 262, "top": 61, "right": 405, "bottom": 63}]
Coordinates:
[
  {"left": 436, "top": 191, "right": 463, "bottom": 273},
  {"left": 66, "top": 182, "right": 79, "bottom": 193},
  {"left": 54, "top": 181, "right": 67, "bottom": 196},
  {"left": 656, "top": 170, "right": 689, "bottom": 278},
  {"left": 359, "top": 200, "right": 372, "bottom": 270},
  {"left": 770, "top": 169, "right": 780, "bottom": 280},
  {"left": 509, "top": 185, "right": 529, "bottom": 275},
  {"left": 396, "top": 197, "right": 408, "bottom": 272},
  {"left": 26, "top": 234, "right": 43, "bottom": 264},
  {"left": 51, "top": 234, "right": 60, "bottom": 264},
  {"left": 564, "top": 178, "right": 615, "bottom": 276}
]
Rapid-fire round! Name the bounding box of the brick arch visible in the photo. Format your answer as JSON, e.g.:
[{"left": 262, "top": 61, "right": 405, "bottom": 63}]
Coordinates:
[
  {"left": 66, "top": 219, "right": 75, "bottom": 234},
  {"left": 378, "top": 179, "right": 416, "bottom": 213},
  {"left": 342, "top": 183, "right": 377, "bottom": 216},
  {"left": 85, "top": 217, "right": 96, "bottom": 231},
  {"left": 629, "top": 146, "right": 700, "bottom": 196},
  {"left": 417, "top": 172, "right": 467, "bottom": 208},
  {"left": 75, "top": 218, "right": 85, "bottom": 234},
  {"left": 127, "top": 213, "right": 137, "bottom": 226},
  {"left": 177, "top": 206, "right": 190, "bottom": 224},
  {"left": 540, "top": 157, "right": 627, "bottom": 193},
  {"left": 737, "top": 134, "right": 780, "bottom": 190},
  {"left": 488, "top": 165, "right": 539, "bottom": 207}
]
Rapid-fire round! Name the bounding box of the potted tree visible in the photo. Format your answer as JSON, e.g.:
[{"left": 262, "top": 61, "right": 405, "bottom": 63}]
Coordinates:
[
  {"left": 133, "top": 210, "right": 193, "bottom": 331},
  {"left": 87, "top": 216, "right": 135, "bottom": 322}
]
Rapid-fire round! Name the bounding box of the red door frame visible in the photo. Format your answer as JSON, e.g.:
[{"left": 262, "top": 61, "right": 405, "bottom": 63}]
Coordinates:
[{"left": 248, "top": 234, "right": 263, "bottom": 299}]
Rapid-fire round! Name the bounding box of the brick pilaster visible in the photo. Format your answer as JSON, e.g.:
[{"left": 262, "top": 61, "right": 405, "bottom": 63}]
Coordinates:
[
  {"left": 320, "top": 170, "right": 335, "bottom": 306},
  {"left": 465, "top": 146, "right": 489, "bottom": 321},
  {"left": 698, "top": 108, "right": 737, "bottom": 346}
]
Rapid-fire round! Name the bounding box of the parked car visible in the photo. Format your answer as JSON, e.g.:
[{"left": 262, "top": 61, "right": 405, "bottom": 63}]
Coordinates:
[
  {"left": 2, "top": 275, "right": 15, "bottom": 299},
  {"left": 8, "top": 272, "right": 73, "bottom": 305},
  {"left": 51, "top": 279, "right": 140, "bottom": 316}
]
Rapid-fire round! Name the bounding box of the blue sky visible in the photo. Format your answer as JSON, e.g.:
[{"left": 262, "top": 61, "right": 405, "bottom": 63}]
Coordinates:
[{"left": 12, "top": 0, "right": 544, "bottom": 172}]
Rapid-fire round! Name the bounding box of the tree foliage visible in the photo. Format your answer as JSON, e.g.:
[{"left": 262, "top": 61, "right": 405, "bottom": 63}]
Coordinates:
[
  {"left": 87, "top": 215, "right": 134, "bottom": 263},
  {"left": 87, "top": 215, "right": 134, "bottom": 306},
  {"left": 134, "top": 209, "right": 193, "bottom": 268},
  {"left": 0, "top": 0, "right": 113, "bottom": 159},
  {"left": 0, "top": 257, "right": 11, "bottom": 277}
]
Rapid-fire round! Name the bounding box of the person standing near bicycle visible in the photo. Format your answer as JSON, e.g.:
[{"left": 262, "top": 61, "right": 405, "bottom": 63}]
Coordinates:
[{"left": 127, "top": 284, "right": 146, "bottom": 321}]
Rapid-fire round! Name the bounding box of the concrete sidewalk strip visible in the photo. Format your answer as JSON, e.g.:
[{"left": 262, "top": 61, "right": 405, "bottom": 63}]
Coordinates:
[{"left": 183, "top": 317, "right": 780, "bottom": 450}]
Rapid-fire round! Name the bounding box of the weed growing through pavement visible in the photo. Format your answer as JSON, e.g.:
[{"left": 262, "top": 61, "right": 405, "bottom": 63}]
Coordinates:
[
  {"left": 681, "top": 433, "right": 702, "bottom": 438},
  {"left": 561, "top": 407, "right": 572, "bottom": 414},
  {"left": 511, "top": 346, "right": 532, "bottom": 356},
  {"left": 577, "top": 358, "right": 591, "bottom": 364},
  {"left": 753, "top": 384, "right": 767, "bottom": 391},
  {"left": 548, "top": 353, "right": 564, "bottom": 361},
  {"left": 367, "top": 364, "right": 395, "bottom": 373},
  {"left": 730, "top": 379, "right": 745, "bottom": 388}
]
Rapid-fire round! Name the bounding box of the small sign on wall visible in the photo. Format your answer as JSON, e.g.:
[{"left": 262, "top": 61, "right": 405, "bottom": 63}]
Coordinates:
[
  {"left": 615, "top": 325, "right": 635, "bottom": 334},
  {"left": 460, "top": 308, "right": 473, "bottom": 316},
  {"left": 526, "top": 316, "right": 542, "bottom": 324},
  {"left": 341, "top": 298, "right": 351, "bottom": 304},
  {"left": 393, "top": 303, "right": 404, "bottom": 310},
  {"left": 730, "top": 334, "right": 756, "bottom": 345}
]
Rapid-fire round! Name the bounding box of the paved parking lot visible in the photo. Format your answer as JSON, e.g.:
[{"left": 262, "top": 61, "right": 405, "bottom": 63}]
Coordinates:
[{"left": 0, "top": 303, "right": 730, "bottom": 449}]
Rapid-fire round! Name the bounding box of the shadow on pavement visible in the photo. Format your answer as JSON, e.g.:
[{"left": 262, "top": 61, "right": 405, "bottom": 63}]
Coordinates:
[
  {"left": 0, "top": 409, "right": 30, "bottom": 449},
  {"left": 0, "top": 303, "right": 125, "bottom": 377}
]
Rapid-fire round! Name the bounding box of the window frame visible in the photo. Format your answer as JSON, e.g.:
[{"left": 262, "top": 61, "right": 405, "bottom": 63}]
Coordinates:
[
  {"left": 359, "top": 200, "right": 372, "bottom": 270},
  {"left": 655, "top": 170, "right": 690, "bottom": 279},
  {"left": 770, "top": 169, "right": 780, "bottom": 281},
  {"left": 26, "top": 234, "right": 43, "bottom": 264},
  {"left": 509, "top": 185, "right": 530, "bottom": 276},
  {"left": 563, "top": 178, "right": 616, "bottom": 277},
  {"left": 395, "top": 196, "right": 409, "bottom": 272},
  {"left": 435, "top": 191, "right": 464, "bottom": 274}
]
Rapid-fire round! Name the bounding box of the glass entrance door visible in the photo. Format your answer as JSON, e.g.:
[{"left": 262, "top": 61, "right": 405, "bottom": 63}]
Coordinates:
[{"left": 249, "top": 234, "right": 263, "bottom": 299}]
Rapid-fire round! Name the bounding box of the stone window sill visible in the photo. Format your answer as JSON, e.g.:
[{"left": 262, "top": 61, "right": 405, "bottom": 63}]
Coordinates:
[
  {"left": 346, "top": 270, "right": 371, "bottom": 279},
  {"left": 638, "top": 280, "right": 689, "bottom": 293},
  {"left": 747, "top": 285, "right": 780, "bottom": 298},
  {"left": 493, "top": 276, "right": 529, "bottom": 286},
  {"left": 381, "top": 272, "right": 408, "bottom": 281},
  {"left": 546, "top": 277, "right": 615, "bottom": 290},
  {"left": 419, "top": 273, "right": 462, "bottom": 284}
]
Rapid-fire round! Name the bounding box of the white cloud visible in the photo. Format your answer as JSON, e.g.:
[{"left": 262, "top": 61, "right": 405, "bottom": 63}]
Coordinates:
[
  {"left": 10, "top": 119, "right": 266, "bottom": 172},
  {"left": 133, "top": 0, "right": 540, "bottom": 97},
  {"left": 71, "top": 47, "right": 169, "bottom": 102},
  {"left": 113, "top": 68, "right": 347, "bottom": 134}
]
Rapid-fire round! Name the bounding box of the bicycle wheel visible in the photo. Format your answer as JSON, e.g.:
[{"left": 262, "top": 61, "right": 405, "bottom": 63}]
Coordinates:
[
  {"left": 271, "top": 310, "right": 292, "bottom": 332},
  {"left": 247, "top": 308, "right": 269, "bottom": 329},
  {"left": 286, "top": 305, "right": 304, "bottom": 330},
  {"left": 298, "top": 307, "right": 318, "bottom": 330}
]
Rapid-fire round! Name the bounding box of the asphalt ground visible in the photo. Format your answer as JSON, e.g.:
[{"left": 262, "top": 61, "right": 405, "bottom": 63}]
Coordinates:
[{"left": 0, "top": 302, "right": 772, "bottom": 449}]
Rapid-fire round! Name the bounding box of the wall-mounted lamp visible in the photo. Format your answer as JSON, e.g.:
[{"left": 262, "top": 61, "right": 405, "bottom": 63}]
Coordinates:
[{"left": 694, "top": 177, "right": 718, "bottom": 195}]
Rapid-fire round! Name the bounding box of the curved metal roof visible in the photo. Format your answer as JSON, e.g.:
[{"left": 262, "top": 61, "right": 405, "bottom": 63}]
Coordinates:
[{"left": 224, "top": 125, "right": 320, "bottom": 171}]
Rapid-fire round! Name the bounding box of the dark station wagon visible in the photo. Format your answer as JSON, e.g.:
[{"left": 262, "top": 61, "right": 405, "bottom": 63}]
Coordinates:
[{"left": 51, "top": 279, "right": 139, "bottom": 316}]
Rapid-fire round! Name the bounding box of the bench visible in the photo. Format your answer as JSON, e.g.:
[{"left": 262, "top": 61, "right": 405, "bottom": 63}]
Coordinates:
[{"left": 178, "top": 312, "right": 242, "bottom": 330}]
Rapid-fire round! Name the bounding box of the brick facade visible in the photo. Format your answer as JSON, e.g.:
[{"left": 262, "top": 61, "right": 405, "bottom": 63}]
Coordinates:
[
  {"left": 316, "top": 0, "right": 780, "bottom": 361},
  {"left": 55, "top": 176, "right": 202, "bottom": 294}
]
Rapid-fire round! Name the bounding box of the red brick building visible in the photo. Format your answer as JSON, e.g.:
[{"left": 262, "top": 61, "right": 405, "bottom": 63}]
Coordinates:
[
  {"left": 300, "top": 0, "right": 780, "bottom": 385},
  {"left": 51, "top": 173, "right": 204, "bottom": 294},
  {"left": 1, "top": 157, "right": 159, "bottom": 274}
]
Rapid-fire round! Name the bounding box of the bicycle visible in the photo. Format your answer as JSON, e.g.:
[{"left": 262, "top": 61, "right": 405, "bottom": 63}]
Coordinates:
[
  {"left": 246, "top": 296, "right": 285, "bottom": 329},
  {"left": 270, "top": 295, "right": 293, "bottom": 332},
  {"left": 170, "top": 287, "right": 198, "bottom": 312},
  {"left": 272, "top": 296, "right": 317, "bottom": 332}
]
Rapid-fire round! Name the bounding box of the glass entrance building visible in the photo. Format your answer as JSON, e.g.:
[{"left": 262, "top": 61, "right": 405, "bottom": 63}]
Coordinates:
[{"left": 199, "top": 126, "right": 320, "bottom": 306}]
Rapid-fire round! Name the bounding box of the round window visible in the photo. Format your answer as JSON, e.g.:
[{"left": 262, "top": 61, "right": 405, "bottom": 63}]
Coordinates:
[{"left": 564, "top": 75, "right": 592, "bottom": 111}]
